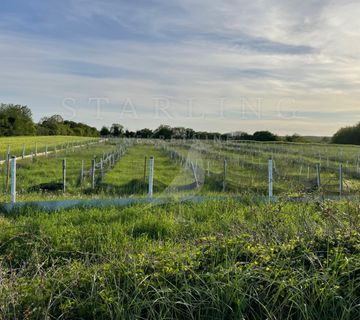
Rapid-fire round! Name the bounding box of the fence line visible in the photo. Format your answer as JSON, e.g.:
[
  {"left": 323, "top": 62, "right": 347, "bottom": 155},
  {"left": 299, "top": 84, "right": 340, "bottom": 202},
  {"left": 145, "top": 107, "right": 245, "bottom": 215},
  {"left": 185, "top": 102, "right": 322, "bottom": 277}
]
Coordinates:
[
  {"left": 4, "top": 139, "right": 357, "bottom": 203},
  {"left": 0, "top": 139, "right": 106, "bottom": 165}
]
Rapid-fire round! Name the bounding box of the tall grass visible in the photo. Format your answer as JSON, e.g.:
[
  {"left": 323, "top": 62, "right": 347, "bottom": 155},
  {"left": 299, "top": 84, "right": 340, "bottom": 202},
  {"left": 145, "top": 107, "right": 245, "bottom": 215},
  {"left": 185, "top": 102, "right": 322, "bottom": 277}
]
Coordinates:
[{"left": 0, "top": 199, "right": 360, "bottom": 319}]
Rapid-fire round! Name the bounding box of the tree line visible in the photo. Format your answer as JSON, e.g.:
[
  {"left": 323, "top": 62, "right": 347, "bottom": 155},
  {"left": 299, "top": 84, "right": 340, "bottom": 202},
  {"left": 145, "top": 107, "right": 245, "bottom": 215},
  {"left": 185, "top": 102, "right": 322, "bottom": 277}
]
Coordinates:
[
  {"left": 0, "top": 104, "right": 99, "bottom": 137},
  {"left": 332, "top": 122, "right": 360, "bottom": 145},
  {"left": 100, "top": 124, "right": 280, "bottom": 141},
  {"left": 4, "top": 103, "right": 355, "bottom": 144}
]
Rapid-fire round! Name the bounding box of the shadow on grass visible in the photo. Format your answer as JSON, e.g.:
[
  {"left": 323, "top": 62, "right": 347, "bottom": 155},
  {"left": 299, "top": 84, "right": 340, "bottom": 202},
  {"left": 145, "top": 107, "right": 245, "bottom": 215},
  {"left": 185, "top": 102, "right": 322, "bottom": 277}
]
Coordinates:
[
  {"left": 27, "top": 182, "right": 63, "bottom": 192},
  {"left": 84, "top": 178, "right": 199, "bottom": 196}
]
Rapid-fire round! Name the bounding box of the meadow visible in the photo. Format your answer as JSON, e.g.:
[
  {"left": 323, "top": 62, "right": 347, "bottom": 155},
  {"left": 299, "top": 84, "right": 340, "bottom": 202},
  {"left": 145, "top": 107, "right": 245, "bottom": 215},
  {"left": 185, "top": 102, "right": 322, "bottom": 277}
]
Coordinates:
[
  {"left": 0, "top": 199, "right": 360, "bottom": 319},
  {"left": 0, "top": 136, "right": 98, "bottom": 161}
]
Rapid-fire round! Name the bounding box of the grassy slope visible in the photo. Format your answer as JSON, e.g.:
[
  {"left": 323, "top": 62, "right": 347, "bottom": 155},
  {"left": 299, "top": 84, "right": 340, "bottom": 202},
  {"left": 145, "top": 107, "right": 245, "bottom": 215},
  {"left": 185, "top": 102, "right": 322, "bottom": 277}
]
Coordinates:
[
  {"left": 0, "top": 136, "right": 97, "bottom": 160},
  {"left": 0, "top": 199, "right": 360, "bottom": 319}
]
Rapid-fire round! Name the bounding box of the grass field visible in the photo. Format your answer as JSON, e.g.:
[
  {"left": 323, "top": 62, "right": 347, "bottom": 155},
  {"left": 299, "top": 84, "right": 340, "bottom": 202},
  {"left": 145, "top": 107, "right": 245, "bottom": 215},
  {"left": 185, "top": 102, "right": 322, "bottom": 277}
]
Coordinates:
[
  {"left": 1, "top": 199, "right": 360, "bottom": 319},
  {"left": 1, "top": 137, "right": 360, "bottom": 318},
  {"left": 0, "top": 136, "right": 99, "bottom": 161},
  {"left": 167, "top": 139, "right": 360, "bottom": 197},
  {"left": 102, "top": 143, "right": 194, "bottom": 196},
  {"left": 1, "top": 137, "right": 360, "bottom": 202}
]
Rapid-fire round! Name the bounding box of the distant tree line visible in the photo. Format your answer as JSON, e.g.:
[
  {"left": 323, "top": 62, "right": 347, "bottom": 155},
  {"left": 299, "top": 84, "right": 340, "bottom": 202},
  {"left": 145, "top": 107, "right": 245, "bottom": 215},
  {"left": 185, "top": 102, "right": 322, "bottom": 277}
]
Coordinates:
[
  {"left": 0, "top": 104, "right": 99, "bottom": 137},
  {"left": 37, "top": 115, "right": 98, "bottom": 137},
  {"left": 100, "top": 124, "right": 279, "bottom": 141},
  {"left": 332, "top": 122, "right": 360, "bottom": 145},
  {"left": 2, "top": 103, "right": 335, "bottom": 143}
]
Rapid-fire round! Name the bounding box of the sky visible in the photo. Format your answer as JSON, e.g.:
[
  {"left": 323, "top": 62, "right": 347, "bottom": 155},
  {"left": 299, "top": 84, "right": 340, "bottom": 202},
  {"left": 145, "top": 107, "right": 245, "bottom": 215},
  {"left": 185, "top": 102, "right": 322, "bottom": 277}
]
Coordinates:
[{"left": 1, "top": 0, "right": 360, "bottom": 135}]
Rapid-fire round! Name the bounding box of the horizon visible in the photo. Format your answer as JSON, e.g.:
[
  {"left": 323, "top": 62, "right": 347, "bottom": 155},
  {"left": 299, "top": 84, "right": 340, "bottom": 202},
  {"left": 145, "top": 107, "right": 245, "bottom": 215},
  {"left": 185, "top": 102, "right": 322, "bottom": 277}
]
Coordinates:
[{"left": 1, "top": 1, "right": 360, "bottom": 135}]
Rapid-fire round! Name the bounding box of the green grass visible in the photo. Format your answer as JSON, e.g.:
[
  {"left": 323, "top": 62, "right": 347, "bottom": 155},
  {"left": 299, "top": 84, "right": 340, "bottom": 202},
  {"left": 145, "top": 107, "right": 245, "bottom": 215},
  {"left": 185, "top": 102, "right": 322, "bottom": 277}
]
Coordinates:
[
  {"left": 102, "top": 143, "right": 194, "bottom": 196},
  {"left": 167, "top": 140, "right": 360, "bottom": 197},
  {"left": 0, "top": 141, "right": 123, "bottom": 202},
  {"left": 1, "top": 199, "right": 360, "bottom": 319},
  {"left": 0, "top": 136, "right": 98, "bottom": 160},
  {"left": 2, "top": 138, "right": 360, "bottom": 203}
]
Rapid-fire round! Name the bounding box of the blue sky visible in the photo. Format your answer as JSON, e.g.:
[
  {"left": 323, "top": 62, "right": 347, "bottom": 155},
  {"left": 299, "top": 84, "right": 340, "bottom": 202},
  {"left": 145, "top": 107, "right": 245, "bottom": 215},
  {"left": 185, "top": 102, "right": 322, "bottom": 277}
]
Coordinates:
[{"left": 1, "top": 0, "right": 360, "bottom": 135}]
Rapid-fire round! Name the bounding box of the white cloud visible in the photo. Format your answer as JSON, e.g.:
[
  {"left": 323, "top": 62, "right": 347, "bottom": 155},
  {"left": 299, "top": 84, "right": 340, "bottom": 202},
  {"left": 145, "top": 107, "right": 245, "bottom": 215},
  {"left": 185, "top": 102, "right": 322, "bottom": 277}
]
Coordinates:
[{"left": 1, "top": 0, "right": 360, "bottom": 135}]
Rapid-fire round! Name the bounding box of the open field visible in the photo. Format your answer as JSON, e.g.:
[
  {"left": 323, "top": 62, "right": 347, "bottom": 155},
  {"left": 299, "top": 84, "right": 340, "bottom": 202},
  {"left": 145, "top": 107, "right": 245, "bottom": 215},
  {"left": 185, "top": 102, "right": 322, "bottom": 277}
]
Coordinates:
[
  {"left": 0, "top": 136, "right": 98, "bottom": 161},
  {"left": 1, "top": 138, "right": 360, "bottom": 203},
  {"left": 166, "top": 139, "right": 360, "bottom": 197},
  {"left": 1, "top": 138, "right": 360, "bottom": 319},
  {"left": 1, "top": 199, "right": 360, "bottom": 319}
]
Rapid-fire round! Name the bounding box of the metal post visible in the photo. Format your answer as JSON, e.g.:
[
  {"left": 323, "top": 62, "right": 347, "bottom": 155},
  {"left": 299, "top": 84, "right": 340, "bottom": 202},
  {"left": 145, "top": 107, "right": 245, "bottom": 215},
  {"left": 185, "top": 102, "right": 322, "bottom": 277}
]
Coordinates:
[
  {"left": 22, "top": 144, "right": 25, "bottom": 159},
  {"left": 268, "top": 158, "right": 273, "bottom": 199},
  {"left": 45, "top": 144, "right": 48, "bottom": 157},
  {"left": 6, "top": 145, "right": 10, "bottom": 191},
  {"left": 191, "top": 161, "right": 199, "bottom": 187},
  {"left": 148, "top": 156, "right": 154, "bottom": 199},
  {"left": 62, "top": 159, "right": 66, "bottom": 193},
  {"left": 307, "top": 166, "right": 310, "bottom": 180},
  {"left": 316, "top": 164, "right": 321, "bottom": 190},
  {"left": 144, "top": 156, "right": 147, "bottom": 183},
  {"left": 10, "top": 156, "right": 16, "bottom": 204},
  {"left": 91, "top": 159, "right": 96, "bottom": 189},
  {"left": 100, "top": 159, "right": 104, "bottom": 183},
  {"left": 35, "top": 143, "right": 38, "bottom": 157},
  {"left": 340, "top": 163, "right": 343, "bottom": 197},
  {"left": 81, "top": 160, "right": 84, "bottom": 182},
  {"left": 223, "top": 158, "right": 227, "bottom": 192},
  {"left": 207, "top": 160, "right": 210, "bottom": 177}
]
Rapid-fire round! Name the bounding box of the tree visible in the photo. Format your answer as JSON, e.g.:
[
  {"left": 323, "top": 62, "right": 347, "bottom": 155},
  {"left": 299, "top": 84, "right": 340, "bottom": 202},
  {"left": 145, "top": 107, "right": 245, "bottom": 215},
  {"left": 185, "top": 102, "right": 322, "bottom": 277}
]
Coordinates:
[
  {"left": 285, "top": 134, "right": 304, "bottom": 143},
  {"left": 153, "top": 125, "right": 173, "bottom": 139},
  {"left": 124, "top": 130, "right": 135, "bottom": 138},
  {"left": 136, "top": 128, "right": 153, "bottom": 138},
  {"left": 37, "top": 115, "right": 99, "bottom": 137},
  {"left": 172, "top": 127, "right": 186, "bottom": 139},
  {"left": 100, "top": 126, "right": 110, "bottom": 136},
  {"left": 38, "top": 115, "right": 65, "bottom": 135},
  {"left": 110, "top": 123, "right": 124, "bottom": 137},
  {"left": 332, "top": 123, "right": 360, "bottom": 145},
  {"left": 0, "top": 104, "right": 36, "bottom": 136},
  {"left": 252, "top": 131, "right": 278, "bottom": 141},
  {"left": 185, "top": 128, "right": 195, "bottom": 139}
]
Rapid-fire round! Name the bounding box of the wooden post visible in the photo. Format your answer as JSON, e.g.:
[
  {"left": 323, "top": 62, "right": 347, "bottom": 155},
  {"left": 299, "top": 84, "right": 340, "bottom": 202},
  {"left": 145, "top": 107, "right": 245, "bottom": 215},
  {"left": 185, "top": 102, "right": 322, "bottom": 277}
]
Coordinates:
[
  {"left": 148, "top": 156, "right": 154, "bottom": 199},
  {"left": 10, "top": 156, "right": 16, "bottom": 204},
  {"left": 339, "top": 163, "right": 343, "bottom": 197},
  {"left": 223, "top": 158, "right": 227, "bottom": 192},
  {"left": 91, "top": 159, "right": 96, "bottom": 189},
  {"left": 268, "top": 158, "right": 273, "bottom": 199},
  {"left": 316, "top": 164, "right": 321, "bottom": 190},
  {"left": 143, "top": 156, "right": 147, "bottom": 183},
  {"left": 62, "top": 159, "right": 66, "bottom": 193}
]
